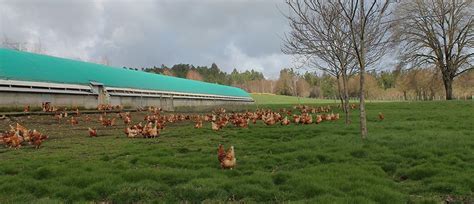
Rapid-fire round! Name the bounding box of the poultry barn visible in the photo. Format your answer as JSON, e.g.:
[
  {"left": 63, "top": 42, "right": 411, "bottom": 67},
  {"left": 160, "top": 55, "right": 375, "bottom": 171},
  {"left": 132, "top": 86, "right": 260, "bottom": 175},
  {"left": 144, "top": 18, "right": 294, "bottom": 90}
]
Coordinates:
[{"left": 0, "top": 48, "right": 254, "bottom": 111}]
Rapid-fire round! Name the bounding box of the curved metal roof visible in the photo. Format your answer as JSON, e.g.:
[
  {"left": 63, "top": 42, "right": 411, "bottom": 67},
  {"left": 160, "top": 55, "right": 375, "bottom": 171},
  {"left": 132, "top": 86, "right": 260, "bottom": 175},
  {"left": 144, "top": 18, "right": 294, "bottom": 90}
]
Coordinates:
[{"left": 0, "top": 48, "right": 251, "bottom": 98}]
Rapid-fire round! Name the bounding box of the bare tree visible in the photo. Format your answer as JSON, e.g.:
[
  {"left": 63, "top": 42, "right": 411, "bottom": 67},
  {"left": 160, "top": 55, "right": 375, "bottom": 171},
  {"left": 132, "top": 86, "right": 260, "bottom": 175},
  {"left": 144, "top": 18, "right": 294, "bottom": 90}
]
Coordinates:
[
  {"left": 283, "top": 0, "right": 357, "bottom": 125},
  {"left": 337, "top": 0, "right": 393, "bottom": 139},
  {"left": 395, "top": 0, "right": 474, "bottom": 100}
]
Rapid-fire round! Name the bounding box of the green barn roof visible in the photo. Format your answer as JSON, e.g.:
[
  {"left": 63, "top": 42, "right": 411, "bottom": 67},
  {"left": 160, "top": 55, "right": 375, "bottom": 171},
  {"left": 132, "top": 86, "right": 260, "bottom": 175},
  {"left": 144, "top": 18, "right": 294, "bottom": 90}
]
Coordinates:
[{"left": 0, "top": 48, "right": 251, "bottom": 98}]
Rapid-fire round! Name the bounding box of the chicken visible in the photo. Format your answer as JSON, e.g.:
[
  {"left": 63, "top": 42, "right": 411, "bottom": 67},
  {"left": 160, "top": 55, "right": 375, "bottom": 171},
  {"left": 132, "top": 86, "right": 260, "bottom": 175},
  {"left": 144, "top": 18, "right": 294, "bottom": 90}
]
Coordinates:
[
  {"left": 42, "top": 102, "right": 49, "bottom": 112},
  {"left": 23, "top": 130, "right": 32, "bottom": 142},
  {"left": 30, "top": 130, "right": 48, "bottom": 149},
  {"left": 293, "top": 115, "right": 301, "bottom": 124},
  {"left": 194, "top": 120, "right": 203, "bottom": 129},
  {"left": 221, "top": 146, "right": 236, "bottom": 169},
  {"left": 16, "top": 123, "right": 29, "bottom": 135},
  {"left": 123, "top": 116, "right": 132, "bottom": 125},
  {"left": 24, "top": 105, "right": 30, "bottom": 112},
  {"left": 148, "top": 124, "right": 159, "bottom": 138},
  {"left": 251, "top": 114, "right": 258, "bottom": 124},
  {"left": 379, "top": 112, "right": 384, "bottom": 121},
  {"left": 2, "top": 133, "right": 12, "bottom": 146},
  {"left": 9, "top": 131, "right": 23, "bottom": 149},
  {"left": 156, "top": 120, "right": 166, "bottom": 130},
  {"left": 233, "top": 117, "right": 249, "bottom": 128},
  {"left": 142, "top": 122, "right": 159, "bottom": 138},
  {"left": 101, "top": 118, "right": 116, "bottom": 127},
  {"left": 281, "top": 116, "right": 290, "bottom": 126},
  {"left": 315, "top": 115, "right": 323, "bottom": 124},
  {"left": 217, "top": 144, "right": 226, "bottom": 163},
  {"left": 211, "top": 121, "right": 222, "bottom": 131},
  {"left": 351, "top": 104, "right": 357, "bottom": 109},
  {"left": 88, "top": 128, "right": 97, "bottom": 137},
  {"left": 325, "top": 114, "right": 332, "bottom": 121},
  {"left": 264, "top": 116, "right": 276, "bottom": 125},
  {"left": 70, "top": 116, "right": 79, "bottom": 125},
  {"left": 302, "top": 114, "right": 313, "bottom": 124},
  {"left": 136, "top": 122, "right": 144, "bottom": 131},
  {"left": 125, "top": 127, "right": 140, "bottom": 138},
  {"left": 54, "top": 113, "right": 63, "bottom": 122}
]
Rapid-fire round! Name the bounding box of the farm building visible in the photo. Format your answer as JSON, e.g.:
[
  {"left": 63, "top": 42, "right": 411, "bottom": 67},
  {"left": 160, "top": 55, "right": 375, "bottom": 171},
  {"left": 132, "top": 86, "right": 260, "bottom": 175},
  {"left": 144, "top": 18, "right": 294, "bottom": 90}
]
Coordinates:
[{"left": 0, "top": 48, "right": 254, "bottom": 110}]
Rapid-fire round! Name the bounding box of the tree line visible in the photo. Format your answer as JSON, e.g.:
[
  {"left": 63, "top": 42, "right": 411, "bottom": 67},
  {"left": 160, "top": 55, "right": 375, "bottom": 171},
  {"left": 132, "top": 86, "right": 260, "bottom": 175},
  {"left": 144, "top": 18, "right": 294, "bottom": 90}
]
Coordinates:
[{"left": 142, "top": 62, "right": 473, "bottom": 101}]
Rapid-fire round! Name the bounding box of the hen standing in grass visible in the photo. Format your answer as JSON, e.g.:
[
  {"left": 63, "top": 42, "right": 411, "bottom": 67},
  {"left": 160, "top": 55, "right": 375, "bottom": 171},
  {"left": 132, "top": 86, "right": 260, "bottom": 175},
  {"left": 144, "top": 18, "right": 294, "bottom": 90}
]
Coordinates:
[
  {"left": 88, "top": 128, "right": 97, "bottom": 137},
  {"left": 221, "top": 146, "right": 236, "bottom": 169},
  {"left": 315, "top": 115, "right": 323, "bottom": 124},
  {"left": 379, "top": 112, "right": 384, "bottom": 121},
  {"left": 281, "top": 116, "right": 290, "bottom": 126},
  {"left": 30, "top": 130, "right": 48, "bottom": 149}
]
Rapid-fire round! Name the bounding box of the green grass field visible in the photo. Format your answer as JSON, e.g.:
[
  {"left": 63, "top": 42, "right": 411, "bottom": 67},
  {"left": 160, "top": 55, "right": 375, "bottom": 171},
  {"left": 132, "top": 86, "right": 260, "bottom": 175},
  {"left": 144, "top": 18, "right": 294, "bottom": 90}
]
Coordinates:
[{"left": 0, "top": 99, "right": 473, "bottom": 203}]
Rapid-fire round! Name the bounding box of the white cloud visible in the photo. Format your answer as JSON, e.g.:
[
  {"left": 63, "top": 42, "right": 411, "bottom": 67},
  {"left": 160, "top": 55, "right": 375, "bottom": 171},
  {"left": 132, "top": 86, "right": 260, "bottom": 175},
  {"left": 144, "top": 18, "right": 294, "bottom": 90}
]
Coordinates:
[
  {"left": 219, "top": 42, "right": 291, "bottom": 79},
  {"left": 0, "top": 0, "right": 293, "bottom": 78}
]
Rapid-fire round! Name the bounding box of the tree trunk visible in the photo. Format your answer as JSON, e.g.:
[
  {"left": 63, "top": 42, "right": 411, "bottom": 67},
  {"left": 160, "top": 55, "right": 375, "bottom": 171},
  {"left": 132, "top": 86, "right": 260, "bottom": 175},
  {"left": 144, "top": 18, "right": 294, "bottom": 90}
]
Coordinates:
[
  {"left": 342, "top": 74, "right": 350, "bottom": 125},
  {"left": 336, "top": 76, "right": 344, "bottom": 111},
  {"left": 359, "top": 68, "right": 368, "bottom": 139},
  {"left": 358, "top": 0, "right": 368, "bottom": 140},
  {"left": 444, "top": 78, "right": 454, "bottom": 100}
]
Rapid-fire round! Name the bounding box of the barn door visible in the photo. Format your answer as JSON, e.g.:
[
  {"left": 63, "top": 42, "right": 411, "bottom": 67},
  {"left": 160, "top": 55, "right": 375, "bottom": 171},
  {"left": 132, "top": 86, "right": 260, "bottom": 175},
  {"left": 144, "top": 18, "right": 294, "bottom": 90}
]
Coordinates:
[
  {"left": 98, "top": 86, "right": 110, "bottom": 105},
  {"left": 90, "top": 82, "right": 109, "bottom": 105}
]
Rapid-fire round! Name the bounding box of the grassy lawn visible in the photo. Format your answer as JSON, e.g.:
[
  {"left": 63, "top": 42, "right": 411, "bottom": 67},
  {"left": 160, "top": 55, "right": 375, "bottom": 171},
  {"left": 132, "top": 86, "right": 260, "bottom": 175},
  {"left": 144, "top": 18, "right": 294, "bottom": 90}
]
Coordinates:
[{"left": 0, "top": 101, "right": 473, "bottom": 203}]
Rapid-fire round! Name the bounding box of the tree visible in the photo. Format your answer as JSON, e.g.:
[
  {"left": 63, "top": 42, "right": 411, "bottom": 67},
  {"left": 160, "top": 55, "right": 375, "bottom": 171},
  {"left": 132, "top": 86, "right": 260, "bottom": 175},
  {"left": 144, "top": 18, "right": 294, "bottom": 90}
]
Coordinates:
[
  {"left": 170, "top": 64, "right": 192, "bottom": 78},
  {"left": 303, "top": 71, "right": 323, "bottom": 98},
  {"left": 275, "top": 69, "right": 296, "bottom": 96},
  {"left": 454, "top": 69, "right": 474, "bottom": 99},
  {"left": 186, "top": 69, "right": 204, "bottom": 81},
  {"left": 320, "top": 73, "right": 338, "bottom": 98},
  {"left": 283, "top": 0, "right": 357, "bottom": 124},
  {"left": 296, "top": 78, "right": 311, "bottom": 97},
  {"left": 161, "top": 69, "right": 175, "bottom": 76},
  {"left": 377, "top": 71, "right": 397, "bottom": 90},
  {"left": 394, "top": 68, "right": 445, "bottom": 100},
  {"left": 338, "top": 0, "right": 393, "bottom": 139},
  {"left": 395, "top": 0, "right": 474, "bottom": 100}
]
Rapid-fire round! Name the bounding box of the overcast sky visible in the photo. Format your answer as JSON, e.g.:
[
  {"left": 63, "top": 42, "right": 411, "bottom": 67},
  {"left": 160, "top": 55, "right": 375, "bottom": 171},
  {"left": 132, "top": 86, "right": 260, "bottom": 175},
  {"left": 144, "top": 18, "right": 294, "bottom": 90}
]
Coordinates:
[{"left": 0, "top": 0, "right": 296, "bottom": 79}]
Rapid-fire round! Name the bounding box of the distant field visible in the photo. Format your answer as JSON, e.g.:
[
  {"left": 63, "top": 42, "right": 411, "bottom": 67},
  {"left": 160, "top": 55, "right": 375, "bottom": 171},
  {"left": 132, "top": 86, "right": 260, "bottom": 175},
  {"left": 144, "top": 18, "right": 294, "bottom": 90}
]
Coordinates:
[
  {"left": 0, "top": 101, "right": 473, "bottom": 203},
  {"left": 251, "top": 93, "right": 336, "bottom": 104}
]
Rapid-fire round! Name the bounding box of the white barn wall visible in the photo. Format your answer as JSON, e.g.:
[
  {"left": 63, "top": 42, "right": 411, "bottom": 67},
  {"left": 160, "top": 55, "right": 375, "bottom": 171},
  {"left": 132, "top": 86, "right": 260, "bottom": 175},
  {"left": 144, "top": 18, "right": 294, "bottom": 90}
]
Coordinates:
[
  {"left": 0, "top": 92, "right": 98, "bottom": 109},
  {"left": 0, "top": 91, "right": 253, "bottom": 111}
]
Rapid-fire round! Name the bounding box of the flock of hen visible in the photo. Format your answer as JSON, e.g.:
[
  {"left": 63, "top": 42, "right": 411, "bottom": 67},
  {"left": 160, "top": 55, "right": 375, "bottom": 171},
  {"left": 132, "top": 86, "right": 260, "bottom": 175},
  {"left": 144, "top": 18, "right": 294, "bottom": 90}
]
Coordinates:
[
  {"left": 1, "top": 103, "right": 377, "bottom": 169},
  {"left": 0, "top": 123, "right": 48, "bottom": 149}
]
